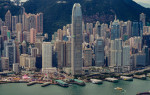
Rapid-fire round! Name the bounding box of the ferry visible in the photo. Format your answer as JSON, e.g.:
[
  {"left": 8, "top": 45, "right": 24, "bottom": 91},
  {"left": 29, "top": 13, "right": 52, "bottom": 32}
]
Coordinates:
[
  {"left": 120, "top": 76, "right": 133, "bottom": 81},
  {"left": 55, "top": 80, "right": 69, "bottom": 87},
  {"left": 90, "top": 79, "right": 103, "bottom": 84},
  {"left": 41, "top": 82, "right": 51, "bottom": 87},
  {"left": 27, "top": 81, "right": 37, "bottom": 86},
  {"left": 71, "top": 79, "right": 85, "bottom": 86},
  {"left": 133, "top": 75, "right": 147, "bottom": 80},
  {"left": 105, "top": 78, "right": 118, "bottom": 83}
]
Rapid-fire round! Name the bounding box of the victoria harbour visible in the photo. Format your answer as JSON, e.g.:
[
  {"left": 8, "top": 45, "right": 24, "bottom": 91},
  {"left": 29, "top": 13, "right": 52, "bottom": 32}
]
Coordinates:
[{"left": 1, "top": 79, "right": 150, "bottom": 95}]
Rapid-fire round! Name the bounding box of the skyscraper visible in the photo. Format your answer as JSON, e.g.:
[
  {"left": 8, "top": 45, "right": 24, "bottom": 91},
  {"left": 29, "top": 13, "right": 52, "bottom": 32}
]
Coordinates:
[
  {"left": 110, "top": 39, "right": 122, "bottom": 72},
  {"left": 71, "top": 3, "right": 83, "bottom": 76},
  {"left": 111, "top": 18, "right": 120, "bottom": 40},
  {"left": 4, "top": 40, "right": 16, "bottom": 68},
  {"left": 42, "top": 42, "right": 52, "bottom": 70},
  {"left": 5, "top": 10, "right": 11, "bottom": 30},
  {"left": 30, "top": 28, "right": 36, "bottom": 44},
  {"left": 95, "top": 38, "right": 104, "bottom": 66},
  {"left": 12, "top": 16, "right": 18, "bottom": 33},
  {"left": 140, "top": 13, "right": 146, "bottom": 26}
]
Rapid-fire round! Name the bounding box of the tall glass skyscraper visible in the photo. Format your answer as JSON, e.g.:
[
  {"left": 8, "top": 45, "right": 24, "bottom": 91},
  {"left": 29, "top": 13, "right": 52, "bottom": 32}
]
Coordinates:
[{"left": 71, "top": 3, "right": 83, "bottom": 76}]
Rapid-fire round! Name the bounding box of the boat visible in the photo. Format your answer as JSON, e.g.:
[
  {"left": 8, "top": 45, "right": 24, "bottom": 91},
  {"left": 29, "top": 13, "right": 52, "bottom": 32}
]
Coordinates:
[
  {"left": 114, "top": 87, "right": 123, "bottom": 91},
  {"left": 120, "top": 76, "right": 133, "bottom": 81},
  {"left": 27, "top": 81, "right": 37, "bottom": 86},
  {"left": 70, "top": 79, "right": 85, "bottom": 86},
  {"left": 41, "top": 82, "right": 51, "bottom": 87},
  {"left": 133, "top": 75, "right": 147, "bottom": 80},
  {"left": 55, "top": 80, "right": 69, "bottom": 87},
  {"left": 136, "top": 91, "right": 150, "bottom": 95},
  {"left": 147, "top": 73, "right": 150, "bottom": 77},
  {"left": 90, "top": 79, "right": 103, "bottom": 84},
  {"left": 105, "top": 78, "right": 118, "bottom": 83}
]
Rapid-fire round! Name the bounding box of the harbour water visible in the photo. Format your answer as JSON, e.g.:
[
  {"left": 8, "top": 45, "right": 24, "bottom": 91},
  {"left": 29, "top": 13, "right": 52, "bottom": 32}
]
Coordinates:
[{"left": 0, "top": 79, "right": 150, "bottom": 95}]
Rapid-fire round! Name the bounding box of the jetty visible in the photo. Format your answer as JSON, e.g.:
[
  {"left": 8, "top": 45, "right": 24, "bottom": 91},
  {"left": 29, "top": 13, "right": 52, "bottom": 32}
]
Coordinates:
[
  {"left": 27, "top": 81, "right": 37, "bottom": 86},
  {"left": 41, "top": 82, "right": 51, "bottom": 87}
]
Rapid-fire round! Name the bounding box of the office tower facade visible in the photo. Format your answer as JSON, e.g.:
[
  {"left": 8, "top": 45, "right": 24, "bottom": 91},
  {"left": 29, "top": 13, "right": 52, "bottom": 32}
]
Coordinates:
[
  {"left": 30, "top": 28, "right": 36, "bottom": 44},
  {"left": 132, "top": 22, "right": 139, "bottom": 37},
  {"left": 31, "top": 47, "right": 39, "bottom": 57},
  {"left": 110, "top": 39, "right": 122, "bottom": 67},
  {"left": 1, "top": 57, "right": 9, "bottom": 71},
  {"left": 95, "top": 21, "right": 101, "bottom": 37},
  {"left": 71, "top": 3, "right": 83, "bottom": 75},
  {"left": 1, "top": 26, "right": 8, "bottom": 40},
  {"left": 140, "top": 13, "right": 146, "bottom": 26},
  {"left": 21, "top": 41, "right": 27, "bottom": 54},
  {"left": 4, "top": 40, "right": 16, "bottom": 68},
  {"left": 95, "top": 38, "right": 104, "bottom": 66},
  {"left": 66, "top": 41, "right": 71, "bottom": 67},
  {"left": 35, "top": 42, "right": 42, "bottom": 55},
  {"left": 25, "top": 56, "right": 36, "bottom": 70},
  {"left": 122, "top": 45, "right": 131, "bottom": 72},
  {"left": 13, "top": 63, "right": 19, "bottom": 73},
  {"left": 55, "top": 41, "right": 66, "bottom": 68},
  {"left": 23, "top": 31, "right": 30, "bottom": 42},
  {"left": 83, "top": 48, "right": 92, "bottom": 67},
  {"left": 20, "top": 54, "right": 28, "bottom": 68},
  {"left": 127, "top": 20, "right": 132, "bottom": 38},
  {"left": 16, "top": 23, "right": 23, "bottom": 43},
  {"left": 12, "top": 16, "right": 18, "bottom": 33},
  {"left": 36, "top": 13, "right": 43, "bottom": 34},
  {"left": 111, "top": 19, "right": 120, "bottom": 40},
  {"left": 42, "top": 42, "right": 52, "bottom": 69},
  {"left": 5, "top": 10, "right": 11, "bottom": 30}
]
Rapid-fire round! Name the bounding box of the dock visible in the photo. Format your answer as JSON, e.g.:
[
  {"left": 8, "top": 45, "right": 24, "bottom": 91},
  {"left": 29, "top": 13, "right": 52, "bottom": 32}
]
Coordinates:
[
  {"left": 41, "top": 82, "right": 51, "bottom": 87},
  {"left": 27, "top": 81, "right": 37, "bottom": 86},
  {"left": 105, "top": 78, "right": 119, "bottom": 83}
]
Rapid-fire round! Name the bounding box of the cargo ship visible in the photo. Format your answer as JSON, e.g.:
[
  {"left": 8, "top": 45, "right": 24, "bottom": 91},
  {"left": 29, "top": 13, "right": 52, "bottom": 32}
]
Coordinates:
[
  {"left": 41, "top": 82, "right": 51, "bottom": 87},
  {"left": 55, "top": 80, "right": 69, "bottom": 87},
  {"left": 120, "top": 76, "right": 133, "bottom": 81},
  {"left": 90, "top": 79, "right": 103, "bottom": 84}
]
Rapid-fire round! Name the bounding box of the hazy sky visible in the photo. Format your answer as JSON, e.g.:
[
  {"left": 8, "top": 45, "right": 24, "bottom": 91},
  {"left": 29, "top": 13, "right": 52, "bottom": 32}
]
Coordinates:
[
  {"left": 133, "top": 0, "right": 150, "bottom": 4},
  {"left": 17, "top": 0, "right": 150, "bottom": 3}
]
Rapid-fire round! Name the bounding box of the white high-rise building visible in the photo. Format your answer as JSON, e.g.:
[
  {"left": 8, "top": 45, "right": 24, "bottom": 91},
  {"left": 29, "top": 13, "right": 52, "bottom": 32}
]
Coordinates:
[
  {"left": 110, "top": 39, "right": 122, "bottom": 69},
  {"left": 71, "top": 3, "right": 83, "bottom": 76},
  {"left": 42, "top": 42, "right": 52, "bottom": 72}
]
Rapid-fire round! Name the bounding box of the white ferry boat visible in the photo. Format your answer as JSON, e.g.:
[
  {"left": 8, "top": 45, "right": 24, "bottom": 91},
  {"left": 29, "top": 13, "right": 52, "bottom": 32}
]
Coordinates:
[
  {"left": 120, "top": 76, "right": 133, "bottom": 81},
  {"left": 90, "top": 79, "right": 103, "bottom": 84}
]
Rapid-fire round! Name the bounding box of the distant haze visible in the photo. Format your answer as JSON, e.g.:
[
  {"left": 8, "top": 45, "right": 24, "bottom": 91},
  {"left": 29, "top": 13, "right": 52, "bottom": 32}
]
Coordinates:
[
  {"left": 11, "top": 0, "right": 150, "bottom": 8},
  {"left": 133, "top": 0, "right": 150, "bottom": 8}
]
